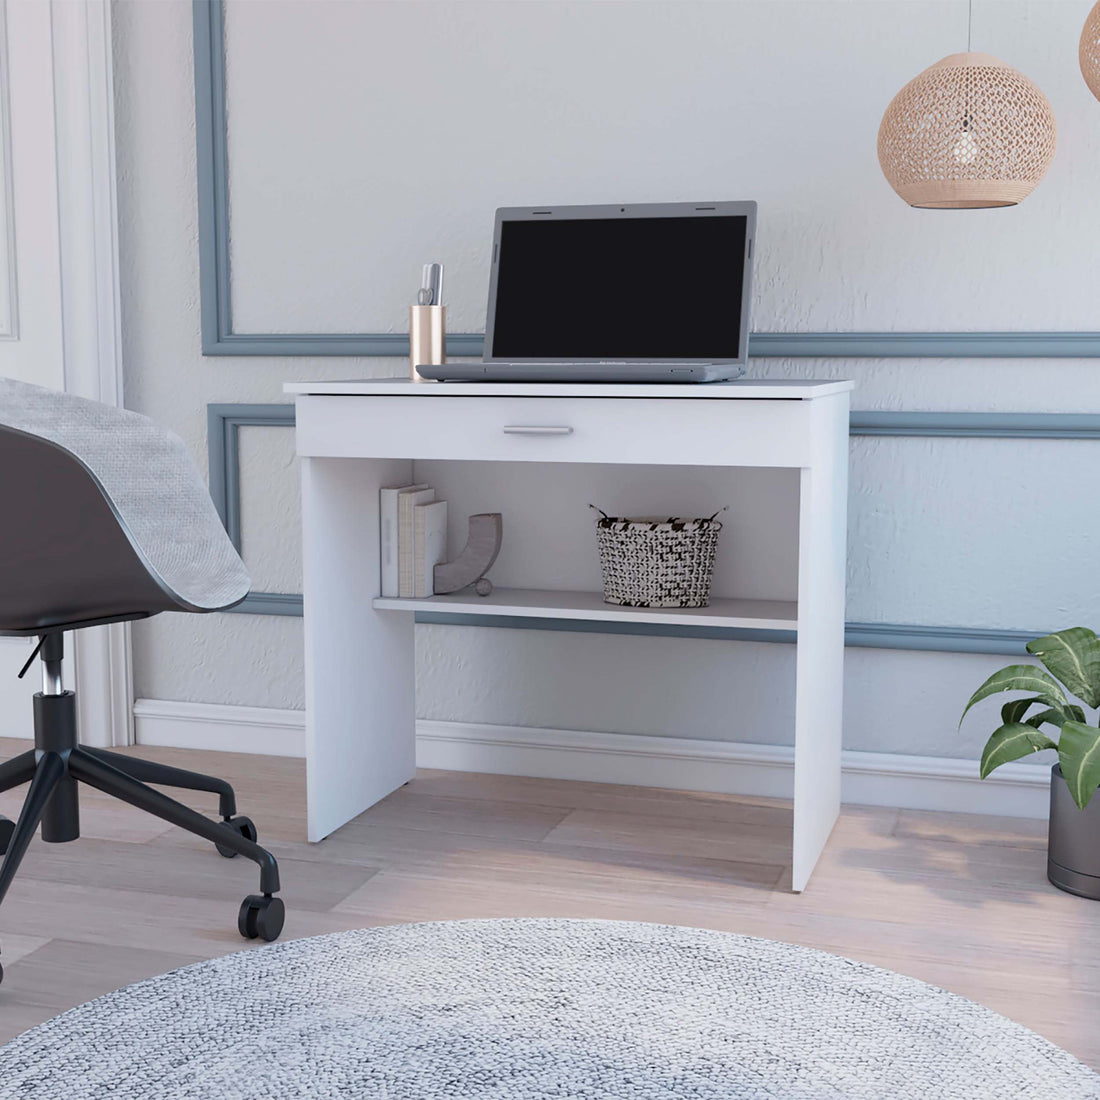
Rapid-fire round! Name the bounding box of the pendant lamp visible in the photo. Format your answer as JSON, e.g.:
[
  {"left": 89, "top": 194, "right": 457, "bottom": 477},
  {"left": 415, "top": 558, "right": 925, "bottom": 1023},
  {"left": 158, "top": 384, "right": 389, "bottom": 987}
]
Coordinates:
[
  {"left": 1082, "top": 1, "right": 1100, "bottom": 102},
  {"left": 878, "top": 17, "right": 1057, "bottom": 209}
]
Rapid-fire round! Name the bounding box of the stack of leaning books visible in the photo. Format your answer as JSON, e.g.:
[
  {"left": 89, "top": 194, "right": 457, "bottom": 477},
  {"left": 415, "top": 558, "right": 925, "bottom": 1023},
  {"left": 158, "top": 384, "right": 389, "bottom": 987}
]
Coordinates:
[{"left": 379, "top": 485, "right": 448, "bottom": 598}]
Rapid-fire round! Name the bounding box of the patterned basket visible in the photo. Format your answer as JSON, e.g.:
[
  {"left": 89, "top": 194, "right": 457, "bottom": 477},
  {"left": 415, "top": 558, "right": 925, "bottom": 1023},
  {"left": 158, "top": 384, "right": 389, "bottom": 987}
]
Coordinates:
[{"left": 591, "top": 505, "right": 725, "bottom": 608}]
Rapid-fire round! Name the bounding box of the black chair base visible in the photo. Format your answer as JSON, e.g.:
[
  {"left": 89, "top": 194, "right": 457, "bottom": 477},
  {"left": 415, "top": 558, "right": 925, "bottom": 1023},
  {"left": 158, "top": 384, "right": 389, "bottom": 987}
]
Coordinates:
[{"left": 0, "top": 688, "right": 284, "bottom": 985}]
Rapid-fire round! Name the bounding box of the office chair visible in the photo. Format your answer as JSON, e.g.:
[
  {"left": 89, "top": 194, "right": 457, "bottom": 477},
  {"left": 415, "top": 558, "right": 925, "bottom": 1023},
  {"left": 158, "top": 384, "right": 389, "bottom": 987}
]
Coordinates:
[{"left": 0, "top": 378, "right": 284, "bottom": 983}]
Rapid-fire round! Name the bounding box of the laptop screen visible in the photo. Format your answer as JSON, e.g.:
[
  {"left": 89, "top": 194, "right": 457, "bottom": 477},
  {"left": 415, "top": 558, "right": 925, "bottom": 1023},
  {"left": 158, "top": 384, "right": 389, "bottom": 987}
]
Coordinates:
[{"left": 489, "top": 214, "right": 748, "bottom": 361}]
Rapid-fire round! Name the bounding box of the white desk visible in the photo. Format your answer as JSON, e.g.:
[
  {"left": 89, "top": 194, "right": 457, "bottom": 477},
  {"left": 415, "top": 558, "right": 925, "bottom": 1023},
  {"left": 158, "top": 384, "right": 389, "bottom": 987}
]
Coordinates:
[{"left": 286, "top": 377, "right": 852, "bottom": 892}]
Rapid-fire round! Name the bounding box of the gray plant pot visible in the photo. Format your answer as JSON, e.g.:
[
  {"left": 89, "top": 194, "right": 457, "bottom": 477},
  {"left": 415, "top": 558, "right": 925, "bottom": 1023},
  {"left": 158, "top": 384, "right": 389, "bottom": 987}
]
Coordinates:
[{"left": 1047, "top": 764, "right": 1100, "bottom": 900}]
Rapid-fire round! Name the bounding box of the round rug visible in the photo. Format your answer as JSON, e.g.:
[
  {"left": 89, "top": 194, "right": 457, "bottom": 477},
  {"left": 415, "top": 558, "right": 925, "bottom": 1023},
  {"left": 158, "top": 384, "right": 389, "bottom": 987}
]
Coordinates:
[{"left": 0, "top": 918, "right": 1095, "bottom": 1099}]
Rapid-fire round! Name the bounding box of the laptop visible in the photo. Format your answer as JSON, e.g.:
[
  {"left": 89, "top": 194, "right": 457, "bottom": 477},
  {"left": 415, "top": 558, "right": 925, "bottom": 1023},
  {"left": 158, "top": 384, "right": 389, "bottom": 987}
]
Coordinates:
[{"left": 417, "top": 200, "right": 756, "bottom": 383}]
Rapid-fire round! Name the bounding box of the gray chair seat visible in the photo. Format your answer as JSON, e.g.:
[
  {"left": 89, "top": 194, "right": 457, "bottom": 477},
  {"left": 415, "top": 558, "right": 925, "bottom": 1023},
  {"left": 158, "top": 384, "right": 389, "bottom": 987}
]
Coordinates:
[{"left": 0, "top": 377, "right": 249, "bottom": 633}]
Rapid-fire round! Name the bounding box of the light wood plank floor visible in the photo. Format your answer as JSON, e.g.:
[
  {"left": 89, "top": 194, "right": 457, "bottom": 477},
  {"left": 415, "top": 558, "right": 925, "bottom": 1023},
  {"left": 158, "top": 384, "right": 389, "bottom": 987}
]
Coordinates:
[{"left": 0, "top": 737, "right": 1095, "bottom": 1069}]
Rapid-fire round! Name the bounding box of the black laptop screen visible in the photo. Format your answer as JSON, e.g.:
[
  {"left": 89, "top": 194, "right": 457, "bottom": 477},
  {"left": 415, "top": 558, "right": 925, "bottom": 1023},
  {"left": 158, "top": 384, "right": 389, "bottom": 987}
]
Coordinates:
[{"left": 489, "top": 215, "right": 748, "bottom": 360}]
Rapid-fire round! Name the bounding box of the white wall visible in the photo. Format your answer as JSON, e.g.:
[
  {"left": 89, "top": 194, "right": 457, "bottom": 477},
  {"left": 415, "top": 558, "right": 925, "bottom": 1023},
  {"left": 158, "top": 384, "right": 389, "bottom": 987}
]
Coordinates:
[{"left": 113, "top": 0, "right": 1100, "bottom": 767}]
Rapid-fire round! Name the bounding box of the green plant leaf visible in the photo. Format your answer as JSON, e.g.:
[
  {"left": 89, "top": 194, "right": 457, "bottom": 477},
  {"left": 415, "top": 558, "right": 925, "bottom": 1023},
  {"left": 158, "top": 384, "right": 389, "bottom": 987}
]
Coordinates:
[
  {"left": 1057, "top": 721, "right": 1100, "bottom": 810},
  {"left": 1025, "top": 708, "right": 1069, "bottom": 730},
  {"left": 960, "top": 665, "right": 1067, "bottom": 726},
  {"left": 1067, "top": 704, "right": 1087, "bottom": 723},
  {"left": 1001, "top": 696, "right": 1045, "bottom": 724},
  {"left": 1026, "top": 628, "right": 1100, "bottom": 709},
  {"left": 980, "top": 723, "right": 1057, "bottom": 779}
]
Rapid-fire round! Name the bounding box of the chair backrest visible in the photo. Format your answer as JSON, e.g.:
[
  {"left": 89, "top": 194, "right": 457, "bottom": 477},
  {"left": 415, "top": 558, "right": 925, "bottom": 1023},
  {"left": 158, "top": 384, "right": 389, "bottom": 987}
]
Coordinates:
[{"left": 0, "top": 378, "right": 250, "bottom": 635}]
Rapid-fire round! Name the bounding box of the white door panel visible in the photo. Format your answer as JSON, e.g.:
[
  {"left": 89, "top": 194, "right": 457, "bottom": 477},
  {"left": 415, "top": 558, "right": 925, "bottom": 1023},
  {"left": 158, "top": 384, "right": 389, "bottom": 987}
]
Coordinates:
[
  {"left": 0, "top": 0, "right": 129, "bottom": 746},
  {"left": 0, "top": 0, "right": 63, "bottom": 387}
]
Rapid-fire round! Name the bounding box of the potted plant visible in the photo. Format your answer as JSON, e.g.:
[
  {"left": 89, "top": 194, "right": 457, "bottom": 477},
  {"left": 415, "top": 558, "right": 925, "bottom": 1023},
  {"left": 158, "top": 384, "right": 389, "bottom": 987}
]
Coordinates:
[{"left": 961, "top": 627, "right": 1100, "bottom": 900}]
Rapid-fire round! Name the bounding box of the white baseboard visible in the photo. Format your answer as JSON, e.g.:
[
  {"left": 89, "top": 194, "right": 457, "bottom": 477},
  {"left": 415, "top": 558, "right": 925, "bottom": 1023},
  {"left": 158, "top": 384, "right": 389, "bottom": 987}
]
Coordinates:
[
  {"left": 132, "top": 700, "right": 1051, "bottom": 819},
  {"left": 133, "top": 699, "right": 307, "bottom": 758},
  {"left": 415, "top": 721, "right": 1050, "bottom": 819}
]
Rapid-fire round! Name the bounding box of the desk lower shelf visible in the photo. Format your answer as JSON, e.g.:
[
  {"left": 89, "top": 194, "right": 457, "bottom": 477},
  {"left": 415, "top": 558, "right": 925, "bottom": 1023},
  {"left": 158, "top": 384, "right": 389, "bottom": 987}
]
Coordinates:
[{"left": 372, "top": 588, "right": 797, "bottom": 632}]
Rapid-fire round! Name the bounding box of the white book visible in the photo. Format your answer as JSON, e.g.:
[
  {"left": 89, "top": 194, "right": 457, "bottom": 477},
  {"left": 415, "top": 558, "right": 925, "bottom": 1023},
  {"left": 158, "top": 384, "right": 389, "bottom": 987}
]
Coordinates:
[
  {"left": 379, "top": 485, "right": 427, "bottom": 597},
  {"left": 398, "top": 487, "right": 436, "bottom": 597},
  {"left": 413, "top": 500, "right": 448, "bottom": 598}
]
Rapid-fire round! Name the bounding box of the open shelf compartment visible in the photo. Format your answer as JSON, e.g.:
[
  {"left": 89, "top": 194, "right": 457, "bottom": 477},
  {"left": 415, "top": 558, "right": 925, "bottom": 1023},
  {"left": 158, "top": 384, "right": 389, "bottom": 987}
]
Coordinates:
[{"left": 373, "top": 588, "right": 797, "bottom": 632}]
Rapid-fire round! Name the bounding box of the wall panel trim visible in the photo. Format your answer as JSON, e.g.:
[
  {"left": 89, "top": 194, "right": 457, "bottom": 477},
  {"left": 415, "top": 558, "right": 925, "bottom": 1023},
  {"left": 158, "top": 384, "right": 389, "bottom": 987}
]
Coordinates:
[
  {"left": 53, "top": 0, "right": 133, "bottom": 746},
  {"left": 853, "top": 411, "right": 1100, "bottom": 439},
  {"left": 207, "top": 402, "right": 1081, "bottom": 652},
  {"left": 207, "top": 402, "right": 298, "bottom": 614},
  {"left": 191, "top": 0, "right": 1100, "bottom": 360}
]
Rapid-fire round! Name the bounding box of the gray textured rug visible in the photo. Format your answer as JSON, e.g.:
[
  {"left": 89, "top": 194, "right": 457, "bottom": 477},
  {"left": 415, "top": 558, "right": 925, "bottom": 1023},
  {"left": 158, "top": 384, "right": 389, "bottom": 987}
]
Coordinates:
[{"left": 0, "top": 918, "right": 1095, "bottom": 1098}]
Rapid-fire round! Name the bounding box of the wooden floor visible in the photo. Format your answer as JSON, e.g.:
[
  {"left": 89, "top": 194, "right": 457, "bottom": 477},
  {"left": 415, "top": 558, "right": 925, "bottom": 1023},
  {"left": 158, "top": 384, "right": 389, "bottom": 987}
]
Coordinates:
[{"left": 0, "top": 737, "right": 1096, "bottom": 1069}]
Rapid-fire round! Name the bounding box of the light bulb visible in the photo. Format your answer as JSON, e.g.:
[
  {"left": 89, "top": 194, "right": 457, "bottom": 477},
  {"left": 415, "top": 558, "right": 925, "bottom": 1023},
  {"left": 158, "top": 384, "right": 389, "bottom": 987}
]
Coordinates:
[{"left": 952, "top": 128, "right": 978, "bottom": 165}]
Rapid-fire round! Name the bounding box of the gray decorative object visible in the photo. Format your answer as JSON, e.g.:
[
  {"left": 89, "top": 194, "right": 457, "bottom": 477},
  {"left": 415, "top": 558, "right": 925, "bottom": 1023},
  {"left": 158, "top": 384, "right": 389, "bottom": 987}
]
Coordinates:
[
  {"left": 433, "top": 512, "right": 502, "bottom": 596},
  {"left": 0, "top": 919, "right": 1096, "bottom": 1098},
  {"left": 593, "top": 505, "right": 724, "bottom": 608}
]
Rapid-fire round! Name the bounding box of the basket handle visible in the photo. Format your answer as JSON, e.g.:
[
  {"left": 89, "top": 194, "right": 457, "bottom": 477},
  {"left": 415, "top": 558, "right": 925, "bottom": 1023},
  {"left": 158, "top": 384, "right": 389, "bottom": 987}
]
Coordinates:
[{"left": 591, "top": 504, "right": 727, "bottom": 521}]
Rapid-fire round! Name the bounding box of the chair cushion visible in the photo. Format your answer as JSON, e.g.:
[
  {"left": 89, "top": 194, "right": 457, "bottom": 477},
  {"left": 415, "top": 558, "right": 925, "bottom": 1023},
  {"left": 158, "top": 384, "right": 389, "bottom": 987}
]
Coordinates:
[{"left": 0, "top": 378, "right": 250, "bottom": 612}]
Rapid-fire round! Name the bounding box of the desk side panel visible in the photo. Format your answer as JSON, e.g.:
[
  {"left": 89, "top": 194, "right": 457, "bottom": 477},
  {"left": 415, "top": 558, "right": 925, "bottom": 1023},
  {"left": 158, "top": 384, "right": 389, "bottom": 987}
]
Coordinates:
[
  {"left": 792, "top": 391, "right": 850, "bottom": 891},
  {"left": 301, "top": 455, "right": 416, "bottom": 841}
]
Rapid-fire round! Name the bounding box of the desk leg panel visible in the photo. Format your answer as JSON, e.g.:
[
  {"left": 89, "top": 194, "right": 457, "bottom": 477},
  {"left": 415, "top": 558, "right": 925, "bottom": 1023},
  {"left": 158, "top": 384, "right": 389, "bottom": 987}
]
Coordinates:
[
  {"left": 301, "top": 456, "right": 416, "bottom": 842},
  {"left": 792, "top": 396, "right": 849, "bottom": 892}
]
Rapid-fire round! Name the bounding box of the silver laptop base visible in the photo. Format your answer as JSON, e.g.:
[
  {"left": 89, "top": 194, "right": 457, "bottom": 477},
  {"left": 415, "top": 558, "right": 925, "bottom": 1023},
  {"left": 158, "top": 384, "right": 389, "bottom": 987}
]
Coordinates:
[{"left": 417, "top": 362, "right": 745, "bottom": 384}]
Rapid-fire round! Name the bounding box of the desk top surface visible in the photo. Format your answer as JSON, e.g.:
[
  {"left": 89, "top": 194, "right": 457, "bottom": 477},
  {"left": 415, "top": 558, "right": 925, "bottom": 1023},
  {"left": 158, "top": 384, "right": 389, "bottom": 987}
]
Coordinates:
[{"left": 284, "top": 377, "right": 854, "bottom": 400}]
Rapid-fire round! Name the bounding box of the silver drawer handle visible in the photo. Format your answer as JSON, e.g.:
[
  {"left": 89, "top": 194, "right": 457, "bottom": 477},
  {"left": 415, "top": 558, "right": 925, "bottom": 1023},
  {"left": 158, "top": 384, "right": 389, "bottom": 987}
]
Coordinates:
[{"left": 502, "top": 425, "right": 574, "bottom": 436}]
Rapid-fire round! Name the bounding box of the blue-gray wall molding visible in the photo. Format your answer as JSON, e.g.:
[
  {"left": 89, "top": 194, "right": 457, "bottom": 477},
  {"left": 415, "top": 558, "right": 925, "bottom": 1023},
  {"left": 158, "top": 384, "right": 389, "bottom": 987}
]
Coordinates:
[
  {"left": 207, "top": 402, "right": 298, "bottom": 615},
  {"left": 207, "top": 401, "right": 1090, "bottom": 651},
  {"left": 192, "top": 0, "right": 482, "bottom": 360},
  {"left": 413, "top": 614, "right": 1039, "bottom": 657},
  {"left": 853, "top": 411, "right": 1100, "bottom": 439},
  {"left": 191, "top": 0, "right": 1100, "bottom": 360}
]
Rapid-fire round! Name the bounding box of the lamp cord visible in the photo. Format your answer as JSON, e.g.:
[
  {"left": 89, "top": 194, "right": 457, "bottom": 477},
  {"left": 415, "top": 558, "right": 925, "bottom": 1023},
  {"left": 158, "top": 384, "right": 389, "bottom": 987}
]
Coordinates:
[{"left": 967, "top": 0, "right": 972, "bottom": 52}]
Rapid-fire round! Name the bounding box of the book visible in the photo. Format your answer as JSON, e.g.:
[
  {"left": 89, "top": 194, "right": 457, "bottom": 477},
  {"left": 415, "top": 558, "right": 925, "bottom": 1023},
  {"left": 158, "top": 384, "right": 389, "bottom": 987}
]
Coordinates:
[
  {"left": 380, "top": 485, "right": 428, "bottom": 597},
  {"left": 413, "top": 500, "right": 448, "bottom": 598},
  {"left": 398, "top": 487, "right": 436, "bottom": 596}
]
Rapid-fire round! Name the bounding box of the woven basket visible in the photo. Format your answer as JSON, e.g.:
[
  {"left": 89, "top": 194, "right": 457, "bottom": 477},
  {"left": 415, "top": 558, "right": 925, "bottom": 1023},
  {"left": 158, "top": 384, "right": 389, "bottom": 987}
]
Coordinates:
[{"left": 591, "top": 506, "right": 724, "bottom": 609}]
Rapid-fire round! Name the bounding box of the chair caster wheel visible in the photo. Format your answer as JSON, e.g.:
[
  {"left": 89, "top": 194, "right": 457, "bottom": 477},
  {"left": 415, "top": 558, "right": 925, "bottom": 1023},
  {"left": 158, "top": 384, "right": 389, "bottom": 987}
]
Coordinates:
[
  {"left": 216, "top": 815, "right": 257, "bottom": 858},
  {"left": 0, "top": 815, "right": 12, "bottom": 856},
  {"left": 238, "top": 894, "right": 284, "bottom": 941}
]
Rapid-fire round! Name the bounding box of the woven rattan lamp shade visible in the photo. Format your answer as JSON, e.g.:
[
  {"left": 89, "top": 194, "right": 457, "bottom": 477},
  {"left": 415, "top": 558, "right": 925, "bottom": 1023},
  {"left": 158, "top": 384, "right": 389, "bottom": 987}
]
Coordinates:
[
  {"left": 878, "top": 52, "right": 1057, "bottom": 208},
  {"left": 1082, "top": 2, "right": 1100, "bottom": 102}
]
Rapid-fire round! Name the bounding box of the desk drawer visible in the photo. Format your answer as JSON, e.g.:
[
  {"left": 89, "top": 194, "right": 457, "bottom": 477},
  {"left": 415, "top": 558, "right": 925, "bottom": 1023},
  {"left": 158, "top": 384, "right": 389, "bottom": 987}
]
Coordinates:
[{"left": 295, "top": 395, "right": 813, "bottom": 468}]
